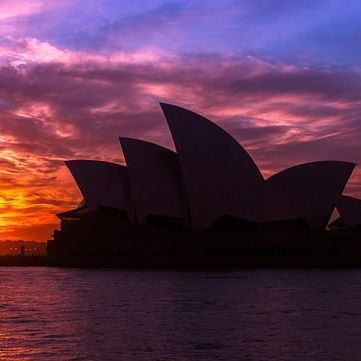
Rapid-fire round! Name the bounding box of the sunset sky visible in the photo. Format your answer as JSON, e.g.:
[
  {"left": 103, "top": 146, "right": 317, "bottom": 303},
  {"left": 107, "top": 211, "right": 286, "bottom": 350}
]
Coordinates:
[{"left": 0, "top": 0, "right": 360, "bottom": 241}]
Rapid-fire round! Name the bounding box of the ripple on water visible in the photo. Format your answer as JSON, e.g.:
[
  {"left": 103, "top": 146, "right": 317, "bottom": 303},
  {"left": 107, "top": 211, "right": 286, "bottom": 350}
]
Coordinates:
[{"left": 0, "top": 268, "right": 361, "bottom": 360}]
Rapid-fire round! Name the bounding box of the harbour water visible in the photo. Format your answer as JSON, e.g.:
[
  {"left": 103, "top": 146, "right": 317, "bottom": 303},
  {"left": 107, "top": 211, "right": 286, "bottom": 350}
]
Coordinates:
[{"left": 0, "top": 267, "right": 361, "bottom": 360}]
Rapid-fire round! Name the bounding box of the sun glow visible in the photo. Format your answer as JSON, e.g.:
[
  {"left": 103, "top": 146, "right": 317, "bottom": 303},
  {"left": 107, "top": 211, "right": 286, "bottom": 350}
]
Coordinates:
[{"left": 0, "top": 189, "right": 26, "bottom": 229}]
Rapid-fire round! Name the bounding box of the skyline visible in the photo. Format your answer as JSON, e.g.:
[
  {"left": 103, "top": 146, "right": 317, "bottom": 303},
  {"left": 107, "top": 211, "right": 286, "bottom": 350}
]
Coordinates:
[{"left": 0, "top": 0, "right": 361, "bottom": 240}]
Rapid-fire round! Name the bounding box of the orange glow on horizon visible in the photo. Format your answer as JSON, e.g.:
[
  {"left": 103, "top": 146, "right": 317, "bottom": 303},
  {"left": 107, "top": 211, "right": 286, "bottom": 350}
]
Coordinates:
[{"left": 0, "top": 153, "right": 81, "bottom": 241}]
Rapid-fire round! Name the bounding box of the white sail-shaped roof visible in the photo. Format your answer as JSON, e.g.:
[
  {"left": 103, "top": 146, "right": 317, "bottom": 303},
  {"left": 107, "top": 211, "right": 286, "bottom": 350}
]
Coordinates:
[
  {"left": 120, "top": 137, "right": 186, "bottom": 225},
  {"left": 65, "top": 160, "right": 133, "bottom": 220},
  {"left": 160, "top": 102, "right": 264, "bottom": 229},
  {"left": 337, "top": 195, "right": 361, "bottom": 227},
  {"left": 267, "top": 161, "right": 355, "bottom": 229}
]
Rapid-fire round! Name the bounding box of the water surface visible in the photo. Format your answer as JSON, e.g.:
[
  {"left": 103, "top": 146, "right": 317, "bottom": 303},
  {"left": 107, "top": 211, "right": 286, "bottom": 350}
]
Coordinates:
[{"left": 0, "top": 267, "right": 360, "bottom": 360}]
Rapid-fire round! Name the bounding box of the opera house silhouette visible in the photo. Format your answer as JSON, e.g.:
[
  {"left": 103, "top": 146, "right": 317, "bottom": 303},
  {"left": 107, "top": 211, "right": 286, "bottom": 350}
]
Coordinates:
[{"left": 48, "top": 103, "right": 361, "bottom": 264}]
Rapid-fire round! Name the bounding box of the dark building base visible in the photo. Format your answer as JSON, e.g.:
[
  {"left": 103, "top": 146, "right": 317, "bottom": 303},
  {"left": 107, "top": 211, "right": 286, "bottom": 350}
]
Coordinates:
[{"left": 48, "top": 207, "right": 361, "bottom": 267}]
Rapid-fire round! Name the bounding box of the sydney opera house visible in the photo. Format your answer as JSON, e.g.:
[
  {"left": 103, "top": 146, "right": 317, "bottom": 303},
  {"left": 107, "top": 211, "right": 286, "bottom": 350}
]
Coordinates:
[{"left": 47, "top": 103, "right": 361, "bottom": 262}]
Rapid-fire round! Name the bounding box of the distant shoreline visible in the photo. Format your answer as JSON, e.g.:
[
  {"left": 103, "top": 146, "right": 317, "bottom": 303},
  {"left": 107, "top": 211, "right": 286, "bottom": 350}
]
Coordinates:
[{"left": 3, "top": 255, "right": 361, "bottom": 268}]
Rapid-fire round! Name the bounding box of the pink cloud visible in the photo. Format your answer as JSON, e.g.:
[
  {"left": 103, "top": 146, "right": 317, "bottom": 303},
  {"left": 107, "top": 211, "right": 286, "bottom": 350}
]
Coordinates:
[{"left": 0, "top": 1, "right": 46, "bottom": 21}]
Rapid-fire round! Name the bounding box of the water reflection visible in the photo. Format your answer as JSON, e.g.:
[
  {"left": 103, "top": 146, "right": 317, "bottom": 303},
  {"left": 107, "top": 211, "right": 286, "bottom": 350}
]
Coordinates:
[{"left": 0, "top": 268, "right": 361, "bottom": 360}]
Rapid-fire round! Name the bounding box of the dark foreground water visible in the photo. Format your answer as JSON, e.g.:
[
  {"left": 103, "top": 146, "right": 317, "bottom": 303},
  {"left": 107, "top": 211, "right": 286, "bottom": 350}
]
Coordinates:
[{"left": 1, "top": 268, "right": 361, "bottom": 360}]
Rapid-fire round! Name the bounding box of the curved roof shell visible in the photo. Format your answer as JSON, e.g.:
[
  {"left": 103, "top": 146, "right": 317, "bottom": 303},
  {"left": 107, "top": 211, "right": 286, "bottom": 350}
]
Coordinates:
[
  {"left": 160, "top": 103, "right": 264, "bottom": 229},
  {"left": 336, "top": 195, "right": 361, "bottom": 227},
  {"left": 65, "top": 160, "right": 133, "bottom": 220},
  {"left": 261, "top": 184, "right": 300, "bottom": 223},
  {"left": 267, "top": 161, "right": 355, "bottom": 229},
  {"left": 120, "top": 137, "right": 186, "bottom": 225}
]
